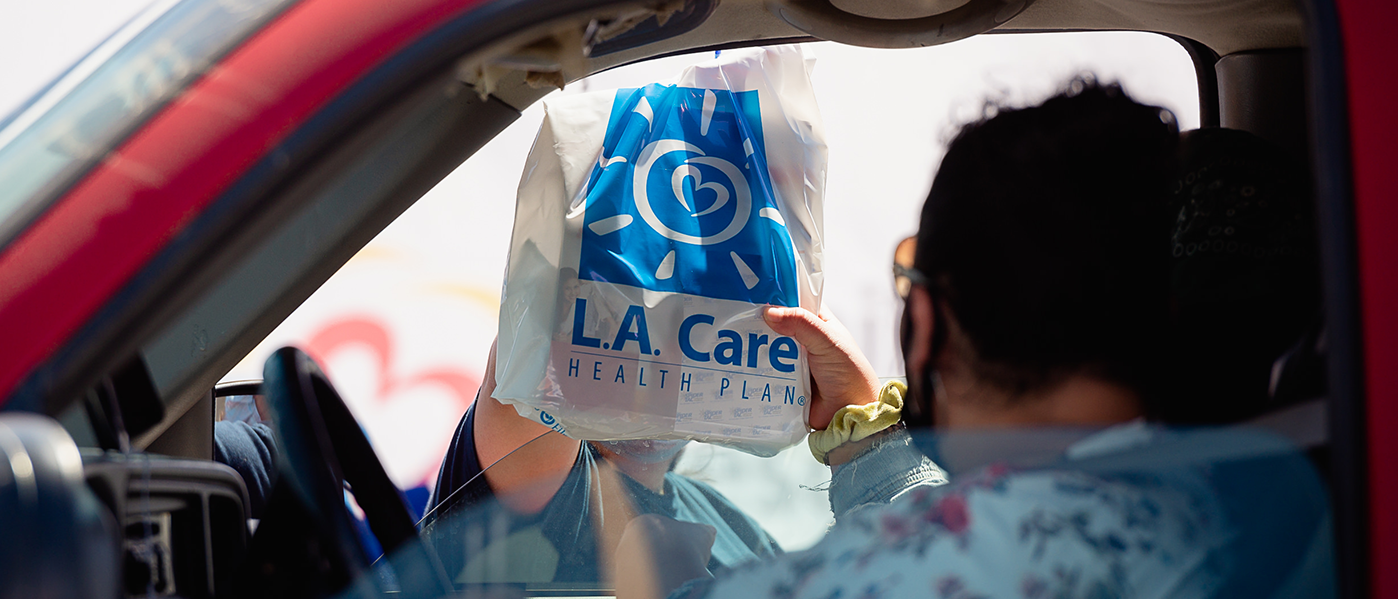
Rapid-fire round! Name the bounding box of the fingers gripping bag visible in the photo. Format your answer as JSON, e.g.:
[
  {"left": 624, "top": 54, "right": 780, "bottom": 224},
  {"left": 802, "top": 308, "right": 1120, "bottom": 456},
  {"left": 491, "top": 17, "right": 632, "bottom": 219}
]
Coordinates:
[{"left": 495, "top": 46, "right": 826, "bottom": 457}]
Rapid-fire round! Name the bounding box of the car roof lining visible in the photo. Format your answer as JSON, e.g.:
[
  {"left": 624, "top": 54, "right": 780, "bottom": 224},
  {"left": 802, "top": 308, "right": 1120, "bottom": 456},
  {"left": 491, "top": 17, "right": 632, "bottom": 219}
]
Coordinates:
[
  {"left": 1003, "top": 0, "right": 1304, "bottom": 55},
  {"left": 574, "top": 0, "right": 1302, "bottom": 85},
  {"left": 471, "top": 0, "right": 1300, "bottom": 114}
]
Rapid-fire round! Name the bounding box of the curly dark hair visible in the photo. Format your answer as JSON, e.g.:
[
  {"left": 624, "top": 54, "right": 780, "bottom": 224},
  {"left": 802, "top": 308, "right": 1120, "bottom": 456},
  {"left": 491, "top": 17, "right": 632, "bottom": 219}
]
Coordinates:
[{"left": 911, "top": 78, "right": 1178, "bottom": 405}]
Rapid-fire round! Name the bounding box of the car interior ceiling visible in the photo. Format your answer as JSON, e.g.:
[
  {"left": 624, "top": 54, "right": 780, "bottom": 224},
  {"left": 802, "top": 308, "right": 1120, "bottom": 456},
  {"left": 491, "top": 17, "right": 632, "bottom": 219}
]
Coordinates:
[{"left": 20, "top": 0, "right": 1339, "bottom": 595}]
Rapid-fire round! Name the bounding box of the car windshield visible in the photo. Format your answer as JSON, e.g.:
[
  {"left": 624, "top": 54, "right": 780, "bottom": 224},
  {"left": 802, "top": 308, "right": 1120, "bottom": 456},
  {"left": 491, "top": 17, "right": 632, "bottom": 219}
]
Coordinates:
[
  {"left": 214, "top": 33, "right": 1333, "bottom": 598},
  {"left": 220, "top": 32, "right": 1202, "bottom": 502},
  {"left": 0, "top": 0, "right": 293, "bottom": 247}
]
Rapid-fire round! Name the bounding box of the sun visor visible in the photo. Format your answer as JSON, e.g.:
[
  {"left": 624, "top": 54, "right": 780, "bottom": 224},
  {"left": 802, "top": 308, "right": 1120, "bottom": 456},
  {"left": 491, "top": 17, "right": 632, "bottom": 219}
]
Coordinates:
[{"left": 765, "top": 0, "right": 1034, "bottom": 48}]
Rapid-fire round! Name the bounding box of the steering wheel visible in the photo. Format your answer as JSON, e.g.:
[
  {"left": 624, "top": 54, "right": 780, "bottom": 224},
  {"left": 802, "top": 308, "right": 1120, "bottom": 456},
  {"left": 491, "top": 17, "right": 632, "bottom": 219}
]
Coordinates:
[{"left": 243, "top": 347, "right": 451, "bottom": 598}]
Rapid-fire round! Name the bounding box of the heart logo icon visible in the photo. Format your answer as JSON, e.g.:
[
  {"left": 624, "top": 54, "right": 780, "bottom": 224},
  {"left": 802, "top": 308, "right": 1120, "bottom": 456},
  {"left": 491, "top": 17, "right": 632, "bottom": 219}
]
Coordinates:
[{"left": 672, "top": 164, "right": 731, "bottom": 217}]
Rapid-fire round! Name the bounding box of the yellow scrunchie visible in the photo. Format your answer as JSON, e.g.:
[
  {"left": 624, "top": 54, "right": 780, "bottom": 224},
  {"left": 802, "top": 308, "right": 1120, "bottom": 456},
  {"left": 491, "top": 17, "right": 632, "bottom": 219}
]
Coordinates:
[{"left": 808, "top": 379, "right": 905, "bottom": 464}]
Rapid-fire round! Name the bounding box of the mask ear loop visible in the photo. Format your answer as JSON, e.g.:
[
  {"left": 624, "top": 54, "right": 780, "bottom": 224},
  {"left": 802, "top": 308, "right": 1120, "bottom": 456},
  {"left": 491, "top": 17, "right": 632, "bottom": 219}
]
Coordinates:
[{"left": 897, "top": 268, "right": 946, "bottom": 430}]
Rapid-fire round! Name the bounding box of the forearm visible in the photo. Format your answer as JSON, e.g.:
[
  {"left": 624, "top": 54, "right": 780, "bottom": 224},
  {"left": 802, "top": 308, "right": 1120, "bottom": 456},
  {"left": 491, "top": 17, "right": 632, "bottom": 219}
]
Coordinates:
[
  {"left": 473, "top": 388, "right": 580, "bottom": 513},
  {"left": 810, "top": 380, "right": 947, "bottom": 520},
  {"left": 826, "top": 426, "right": 945, "bottom": 520}
]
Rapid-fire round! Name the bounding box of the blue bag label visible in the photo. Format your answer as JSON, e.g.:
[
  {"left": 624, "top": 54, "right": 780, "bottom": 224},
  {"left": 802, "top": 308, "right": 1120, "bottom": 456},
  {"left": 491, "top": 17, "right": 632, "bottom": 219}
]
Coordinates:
[
  {"left": 541, "top": 82, "right": 810, "bottom": 447},
  {"left": 578, "top": 84, "right": 799, "bottom": 307}
]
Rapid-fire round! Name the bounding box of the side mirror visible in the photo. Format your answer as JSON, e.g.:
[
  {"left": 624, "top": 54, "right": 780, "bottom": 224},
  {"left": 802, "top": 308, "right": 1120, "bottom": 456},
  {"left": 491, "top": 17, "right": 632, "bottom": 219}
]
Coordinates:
[{"left": 214, "top": 380, "right": 267, "bottom": 425}]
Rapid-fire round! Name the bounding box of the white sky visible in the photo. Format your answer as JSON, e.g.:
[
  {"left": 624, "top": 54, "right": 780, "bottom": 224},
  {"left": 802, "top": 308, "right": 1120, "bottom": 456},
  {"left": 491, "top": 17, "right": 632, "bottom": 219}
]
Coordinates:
[
  {"left": 2, "top": 3, "right": 1200, "bottom": 546},
  {"left": 0, "top": 0, "right": 157, "bottom": 118}
]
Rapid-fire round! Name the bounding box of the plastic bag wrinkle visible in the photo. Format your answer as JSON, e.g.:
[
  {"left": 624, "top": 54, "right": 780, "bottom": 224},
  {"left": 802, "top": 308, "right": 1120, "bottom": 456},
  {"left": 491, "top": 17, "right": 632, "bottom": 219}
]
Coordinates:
[{"left": 494, "top": 47, "right": 827, "bottom": 457}]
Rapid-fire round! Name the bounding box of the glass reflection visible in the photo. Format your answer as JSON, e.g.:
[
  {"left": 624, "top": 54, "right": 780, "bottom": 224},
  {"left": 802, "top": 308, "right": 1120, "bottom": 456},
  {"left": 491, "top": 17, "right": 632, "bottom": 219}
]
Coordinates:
[{"left": 418, "top": 421, "right": 1333, "bottom": 598}]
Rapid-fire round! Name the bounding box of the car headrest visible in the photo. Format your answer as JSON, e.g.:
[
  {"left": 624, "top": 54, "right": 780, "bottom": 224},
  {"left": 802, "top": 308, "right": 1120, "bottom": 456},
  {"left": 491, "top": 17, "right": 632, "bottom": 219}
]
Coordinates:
[{"left": 1161, "top": 127, "right": 1322, "bottom": 424}]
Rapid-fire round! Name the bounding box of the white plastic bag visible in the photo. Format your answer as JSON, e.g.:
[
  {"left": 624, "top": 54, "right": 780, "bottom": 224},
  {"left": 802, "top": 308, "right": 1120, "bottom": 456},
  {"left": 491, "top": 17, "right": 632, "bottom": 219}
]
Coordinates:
[{"left": 494, "top": 46, "right": 826, "bottom": 457}]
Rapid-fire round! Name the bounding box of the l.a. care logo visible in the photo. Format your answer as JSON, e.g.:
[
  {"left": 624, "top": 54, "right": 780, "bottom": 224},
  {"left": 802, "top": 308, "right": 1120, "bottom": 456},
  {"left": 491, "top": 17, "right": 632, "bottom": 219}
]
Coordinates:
[{"left": 578, "top": 85, "right": 798, "bottom": 307}]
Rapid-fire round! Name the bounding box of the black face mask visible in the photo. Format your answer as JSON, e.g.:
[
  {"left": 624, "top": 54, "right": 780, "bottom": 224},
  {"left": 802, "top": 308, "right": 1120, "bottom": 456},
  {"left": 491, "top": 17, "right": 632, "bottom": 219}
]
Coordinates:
[{"left": 899, "top": 292, "right": 945, "bottom": 430}]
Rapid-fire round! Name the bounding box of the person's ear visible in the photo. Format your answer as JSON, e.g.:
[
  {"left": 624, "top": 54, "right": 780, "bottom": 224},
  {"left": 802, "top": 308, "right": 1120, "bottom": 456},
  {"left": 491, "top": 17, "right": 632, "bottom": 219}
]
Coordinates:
[{"left": 901, "top": 286, "right": 938, "bottom": 426}]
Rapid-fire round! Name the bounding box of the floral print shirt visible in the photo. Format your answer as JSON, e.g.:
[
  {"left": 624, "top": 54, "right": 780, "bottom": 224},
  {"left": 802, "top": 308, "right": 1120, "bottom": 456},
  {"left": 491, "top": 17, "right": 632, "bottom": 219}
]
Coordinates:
[{"left": 681, "top": 423, "right": 1235, "bottom": 599}]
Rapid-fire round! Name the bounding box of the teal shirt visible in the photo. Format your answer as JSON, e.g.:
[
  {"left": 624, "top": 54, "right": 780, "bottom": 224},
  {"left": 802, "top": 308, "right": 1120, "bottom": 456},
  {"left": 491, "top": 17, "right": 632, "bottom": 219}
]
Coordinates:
[{"left": 421, "top": 430, "right": 781, "bottom": 585}]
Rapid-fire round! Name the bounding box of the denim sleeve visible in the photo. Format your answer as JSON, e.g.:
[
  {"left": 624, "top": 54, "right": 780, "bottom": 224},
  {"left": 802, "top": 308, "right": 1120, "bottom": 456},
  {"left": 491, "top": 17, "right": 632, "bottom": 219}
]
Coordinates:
[
  {"left": 212, "top": 421, "right": 278, "bottom": 518},
  {"left": 827, "top": 429, "right": 945, "bottom": 521}
]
